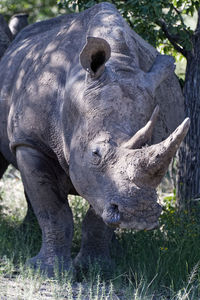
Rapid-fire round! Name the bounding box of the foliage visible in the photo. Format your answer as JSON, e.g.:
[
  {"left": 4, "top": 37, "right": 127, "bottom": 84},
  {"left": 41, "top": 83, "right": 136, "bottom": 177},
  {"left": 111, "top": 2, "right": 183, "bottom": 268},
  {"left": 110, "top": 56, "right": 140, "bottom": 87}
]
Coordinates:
[{"left": 0, "top": 0, "right": 64, "bottom": 23}]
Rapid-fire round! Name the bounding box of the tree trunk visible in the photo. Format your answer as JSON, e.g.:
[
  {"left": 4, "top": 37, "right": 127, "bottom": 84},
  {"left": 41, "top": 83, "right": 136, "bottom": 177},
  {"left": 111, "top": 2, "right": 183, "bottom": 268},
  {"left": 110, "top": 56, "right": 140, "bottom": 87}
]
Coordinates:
[{"left": 177, "top": 10, "right": 200, "bottom": 210}]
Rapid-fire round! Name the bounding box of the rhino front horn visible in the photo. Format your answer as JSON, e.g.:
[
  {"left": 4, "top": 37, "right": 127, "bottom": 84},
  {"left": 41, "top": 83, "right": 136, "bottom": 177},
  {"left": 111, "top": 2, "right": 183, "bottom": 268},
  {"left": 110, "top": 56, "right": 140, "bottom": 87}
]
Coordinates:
[{"left": 132, "top": 118, "right": 190, "bottom": 188}]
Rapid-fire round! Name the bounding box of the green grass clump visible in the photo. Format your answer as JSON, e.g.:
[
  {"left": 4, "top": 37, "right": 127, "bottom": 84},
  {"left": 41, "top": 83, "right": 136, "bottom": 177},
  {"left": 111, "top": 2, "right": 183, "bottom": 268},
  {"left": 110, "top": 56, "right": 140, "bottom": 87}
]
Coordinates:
[{"left": 1, "top": 169, "right": 200, "bottom": 299}]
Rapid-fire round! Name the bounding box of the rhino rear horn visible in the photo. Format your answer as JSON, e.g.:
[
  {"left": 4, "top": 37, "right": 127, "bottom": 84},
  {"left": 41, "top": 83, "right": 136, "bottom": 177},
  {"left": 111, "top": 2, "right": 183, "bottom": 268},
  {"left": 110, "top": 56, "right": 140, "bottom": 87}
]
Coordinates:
[
  {"left": 132, "top": 118, "right": 190, "bottom": 188},
  {"left": 80, "top": 37, "right": 111, "bottom": 78},
  {"left": 123, "top": 105, "right": 159, "bottom": 149}
]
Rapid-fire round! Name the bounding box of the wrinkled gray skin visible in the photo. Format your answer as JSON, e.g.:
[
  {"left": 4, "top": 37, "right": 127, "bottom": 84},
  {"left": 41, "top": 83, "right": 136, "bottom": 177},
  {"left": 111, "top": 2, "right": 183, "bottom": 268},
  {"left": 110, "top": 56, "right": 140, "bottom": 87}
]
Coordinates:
[{"left": 0, "top": 3, "right": 189, "bottom": 275}]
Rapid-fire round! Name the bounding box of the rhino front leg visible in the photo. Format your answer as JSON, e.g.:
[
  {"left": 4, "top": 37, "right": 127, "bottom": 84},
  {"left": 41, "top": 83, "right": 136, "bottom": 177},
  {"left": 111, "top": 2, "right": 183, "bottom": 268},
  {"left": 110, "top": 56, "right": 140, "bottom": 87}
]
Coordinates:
[
  {"left": 16, "top": 146, "right": 74, "bottom": 276},
  {"left": 74, "top": 206, "right": 114, "bottom": 270}
]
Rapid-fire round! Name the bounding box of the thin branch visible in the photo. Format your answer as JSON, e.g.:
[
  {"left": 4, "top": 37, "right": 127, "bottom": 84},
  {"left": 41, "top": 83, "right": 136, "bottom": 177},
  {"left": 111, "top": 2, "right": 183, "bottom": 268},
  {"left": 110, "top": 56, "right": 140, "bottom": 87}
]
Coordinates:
[
  {"left": 172, "top": 6, "right": 184, "bottom": 26},
  {"left": 158, "top": 18, "right": 188, "bottom": 57},
  {"left": 172, "top": 5, "right": 191, "bottom": 36}
]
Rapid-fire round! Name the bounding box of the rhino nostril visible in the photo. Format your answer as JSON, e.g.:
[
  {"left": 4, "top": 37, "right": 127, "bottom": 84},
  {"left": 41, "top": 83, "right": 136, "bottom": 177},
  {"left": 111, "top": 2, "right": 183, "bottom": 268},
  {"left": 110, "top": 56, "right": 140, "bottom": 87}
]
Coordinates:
[
  {"left": 111, "top": 203, "right": 118, "bottom": 211},
  {"left": 102, "top": 203, "right": 121, "bottom": 227}
]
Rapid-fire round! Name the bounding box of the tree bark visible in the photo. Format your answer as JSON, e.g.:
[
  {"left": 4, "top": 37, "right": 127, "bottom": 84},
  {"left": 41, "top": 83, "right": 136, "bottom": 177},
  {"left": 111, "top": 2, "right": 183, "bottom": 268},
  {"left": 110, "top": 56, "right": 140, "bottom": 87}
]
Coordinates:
[{"left": 177, "top": 9, "right": 200, "bottom": 210}]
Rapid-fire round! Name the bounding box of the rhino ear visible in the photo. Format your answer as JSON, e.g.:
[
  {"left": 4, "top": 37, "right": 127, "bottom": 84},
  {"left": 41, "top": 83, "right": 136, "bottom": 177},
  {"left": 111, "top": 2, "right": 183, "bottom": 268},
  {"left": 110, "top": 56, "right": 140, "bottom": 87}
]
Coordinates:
[
  {"left": 80, "top": 37, "right": 111, "bottom": 78},
  {"left": 144, "top": 55, "right": 176, "bottom": 97}
]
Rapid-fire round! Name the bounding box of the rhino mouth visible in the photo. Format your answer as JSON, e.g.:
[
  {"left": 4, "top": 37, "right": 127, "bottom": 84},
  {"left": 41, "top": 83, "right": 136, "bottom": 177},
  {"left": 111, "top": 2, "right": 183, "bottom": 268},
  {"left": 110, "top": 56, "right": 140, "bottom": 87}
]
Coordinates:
[{"left": 102, "top": 202, "right": 162, "bottom": 230}]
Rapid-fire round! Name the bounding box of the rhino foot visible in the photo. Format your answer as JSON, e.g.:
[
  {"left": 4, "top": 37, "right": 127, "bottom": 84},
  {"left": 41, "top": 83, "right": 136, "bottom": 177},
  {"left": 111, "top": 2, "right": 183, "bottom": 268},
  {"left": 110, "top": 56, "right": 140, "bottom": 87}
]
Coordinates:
[{"left": 27, "top": 254, "right": 74, "bottom": 277}]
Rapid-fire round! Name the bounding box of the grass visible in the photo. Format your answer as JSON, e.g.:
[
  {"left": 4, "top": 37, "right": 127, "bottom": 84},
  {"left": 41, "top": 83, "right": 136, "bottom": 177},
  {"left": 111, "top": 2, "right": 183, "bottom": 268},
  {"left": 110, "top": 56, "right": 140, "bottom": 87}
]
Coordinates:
[{"left": 1, "top": 167, "right": 200, "bottom": 299}]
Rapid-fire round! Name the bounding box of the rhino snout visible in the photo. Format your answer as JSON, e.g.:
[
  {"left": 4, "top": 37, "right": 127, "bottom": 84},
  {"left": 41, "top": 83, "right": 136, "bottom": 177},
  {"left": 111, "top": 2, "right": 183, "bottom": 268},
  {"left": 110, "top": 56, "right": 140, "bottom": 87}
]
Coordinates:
[
  {"left": 102, "top": 200, "right": 162, "bottom": 230},
  {"left": 119, "top": 202, "right": 162, "bottom": 230}
]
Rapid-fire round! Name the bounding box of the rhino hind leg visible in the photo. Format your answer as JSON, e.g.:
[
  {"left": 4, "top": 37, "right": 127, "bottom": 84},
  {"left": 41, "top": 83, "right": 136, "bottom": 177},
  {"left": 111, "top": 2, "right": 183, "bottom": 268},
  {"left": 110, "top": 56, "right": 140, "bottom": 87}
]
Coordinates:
[
  {"left": 74, "top": 206, "right": 114, "bottom": 271},
  {"left": 16, "top": 146, "right": 74, "bottom": 276}
]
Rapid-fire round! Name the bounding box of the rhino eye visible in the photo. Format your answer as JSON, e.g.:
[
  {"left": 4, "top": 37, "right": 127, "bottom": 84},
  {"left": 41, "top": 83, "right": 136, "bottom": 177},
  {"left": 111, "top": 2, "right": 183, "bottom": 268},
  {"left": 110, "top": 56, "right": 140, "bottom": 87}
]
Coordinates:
[
  {"left": 91, "top": 149, "right": 101, "bottom": 165},
  {"left": 92, "top": 149, "right": 100, "bottom": 156}
]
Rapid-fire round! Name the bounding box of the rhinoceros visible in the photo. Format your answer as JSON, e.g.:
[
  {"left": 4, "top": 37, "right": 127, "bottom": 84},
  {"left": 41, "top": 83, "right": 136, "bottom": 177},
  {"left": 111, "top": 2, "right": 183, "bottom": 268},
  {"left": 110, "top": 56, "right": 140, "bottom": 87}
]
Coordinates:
[{"left": 0, "top": 2, "right": 189, "bottom": 274}]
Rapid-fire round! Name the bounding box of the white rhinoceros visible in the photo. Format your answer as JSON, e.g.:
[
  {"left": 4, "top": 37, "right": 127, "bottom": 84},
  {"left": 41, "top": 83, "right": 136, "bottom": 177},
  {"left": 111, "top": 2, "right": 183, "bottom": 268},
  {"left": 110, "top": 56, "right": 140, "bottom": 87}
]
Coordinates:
[{"left": 0, "top": 3, "right": 189, "bottom": 275}]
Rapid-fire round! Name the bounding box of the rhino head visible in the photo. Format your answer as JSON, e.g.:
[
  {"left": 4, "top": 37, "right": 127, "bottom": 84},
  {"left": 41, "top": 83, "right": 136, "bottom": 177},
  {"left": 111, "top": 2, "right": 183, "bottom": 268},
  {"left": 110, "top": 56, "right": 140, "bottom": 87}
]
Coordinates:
[{"left": 68, "top": 37, "right": 189, "bottom": 231}]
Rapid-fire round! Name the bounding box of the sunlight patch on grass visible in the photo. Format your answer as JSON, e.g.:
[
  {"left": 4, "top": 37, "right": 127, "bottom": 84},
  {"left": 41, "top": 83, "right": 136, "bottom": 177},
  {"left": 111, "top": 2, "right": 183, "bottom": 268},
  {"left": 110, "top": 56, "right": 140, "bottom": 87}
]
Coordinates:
[{"left": 0, "top": 166, "right": 26, "bottom": 221}]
